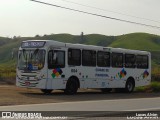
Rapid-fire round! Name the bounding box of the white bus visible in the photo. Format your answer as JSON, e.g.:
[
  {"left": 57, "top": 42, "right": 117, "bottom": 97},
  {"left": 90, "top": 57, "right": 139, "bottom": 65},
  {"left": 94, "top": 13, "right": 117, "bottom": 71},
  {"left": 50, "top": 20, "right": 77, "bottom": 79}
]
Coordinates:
[{"left": 16, "top": 40, "right": 151, "bottom": 94}]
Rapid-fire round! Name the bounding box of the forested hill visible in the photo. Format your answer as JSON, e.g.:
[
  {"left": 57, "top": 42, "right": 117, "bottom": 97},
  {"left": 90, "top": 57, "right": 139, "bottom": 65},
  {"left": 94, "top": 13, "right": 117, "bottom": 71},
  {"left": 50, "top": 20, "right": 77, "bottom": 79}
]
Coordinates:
[{"left": 0, "top": 32, "right": 160, "bottom": 67}]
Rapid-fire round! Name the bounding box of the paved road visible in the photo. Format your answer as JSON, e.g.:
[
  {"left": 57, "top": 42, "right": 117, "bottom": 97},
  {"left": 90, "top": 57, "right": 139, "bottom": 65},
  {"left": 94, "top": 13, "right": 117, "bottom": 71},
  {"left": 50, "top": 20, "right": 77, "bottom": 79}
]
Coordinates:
[
  {"left": 0, "top": 97, "right": 160, "bottom": 111},
  {"left": 0, "top": 97, "right": 160, "bottom": 119}
]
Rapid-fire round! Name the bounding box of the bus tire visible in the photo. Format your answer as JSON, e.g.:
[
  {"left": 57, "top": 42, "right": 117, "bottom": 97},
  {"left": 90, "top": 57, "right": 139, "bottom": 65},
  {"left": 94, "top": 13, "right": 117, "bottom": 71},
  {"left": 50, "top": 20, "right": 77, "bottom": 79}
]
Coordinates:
[
  {"left": 64, "top": 78, "right": 78, "bottom": 95},
  {"left": 41, "top": 89, "right": 53, "bottom": 94},
  {"left": 125, "top": 79, "right": 135, "bottom": 93},
  {"left": 101, "top": 88, "right": 112, "bottom": 93}
]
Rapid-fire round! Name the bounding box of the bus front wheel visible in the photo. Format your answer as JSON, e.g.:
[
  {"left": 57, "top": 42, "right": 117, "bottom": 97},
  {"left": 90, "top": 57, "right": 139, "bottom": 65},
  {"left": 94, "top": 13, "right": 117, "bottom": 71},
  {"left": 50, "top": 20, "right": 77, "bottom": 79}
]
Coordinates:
[{"left": 64, "top": 78, "right": 78, "bottom": 95}]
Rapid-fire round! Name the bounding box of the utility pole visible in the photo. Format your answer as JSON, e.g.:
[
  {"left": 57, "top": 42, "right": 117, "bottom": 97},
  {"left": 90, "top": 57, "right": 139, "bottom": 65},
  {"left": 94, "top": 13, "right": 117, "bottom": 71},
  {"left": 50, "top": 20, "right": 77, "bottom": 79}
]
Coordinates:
[{"left": 81, "top": 32, "right": 84, "bottom": 42}]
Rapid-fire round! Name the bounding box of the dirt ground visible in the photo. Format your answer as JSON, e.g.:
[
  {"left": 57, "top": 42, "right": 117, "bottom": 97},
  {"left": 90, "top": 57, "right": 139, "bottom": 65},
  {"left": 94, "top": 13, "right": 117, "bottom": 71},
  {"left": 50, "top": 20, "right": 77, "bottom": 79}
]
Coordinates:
[{"left": 0, "top": 85, "right": 160, "bottom": 106}]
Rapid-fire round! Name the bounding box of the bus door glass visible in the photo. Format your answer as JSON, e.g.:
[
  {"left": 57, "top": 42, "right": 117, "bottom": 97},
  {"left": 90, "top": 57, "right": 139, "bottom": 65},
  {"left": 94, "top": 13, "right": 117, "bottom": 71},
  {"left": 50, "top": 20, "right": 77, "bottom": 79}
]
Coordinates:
[{"left": 48, "top": 50, "right": 65, "bottom": 69}]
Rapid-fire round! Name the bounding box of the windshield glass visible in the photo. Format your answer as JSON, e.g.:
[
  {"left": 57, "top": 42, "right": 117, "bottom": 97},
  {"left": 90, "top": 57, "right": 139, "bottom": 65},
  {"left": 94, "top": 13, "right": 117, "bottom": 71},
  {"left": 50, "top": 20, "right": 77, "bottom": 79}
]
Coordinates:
[{"left": 18, "top": 49, "right": 46, "bottom": 71}]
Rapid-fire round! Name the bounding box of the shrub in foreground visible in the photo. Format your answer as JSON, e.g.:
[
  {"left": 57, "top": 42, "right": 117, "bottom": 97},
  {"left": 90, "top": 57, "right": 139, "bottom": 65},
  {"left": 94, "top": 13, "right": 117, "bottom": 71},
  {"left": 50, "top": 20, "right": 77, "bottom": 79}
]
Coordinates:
[{"left": 135, "top": 81, "right": 160, "bottom": 92}]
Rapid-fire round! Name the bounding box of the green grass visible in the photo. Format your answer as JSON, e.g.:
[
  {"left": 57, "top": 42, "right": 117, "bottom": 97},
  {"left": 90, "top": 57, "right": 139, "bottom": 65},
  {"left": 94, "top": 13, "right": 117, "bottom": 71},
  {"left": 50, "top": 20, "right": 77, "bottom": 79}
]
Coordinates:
[
  {"left": 150, "top": 82, "right": 160, "bottom": 92},
  {"left": 0, "top": 67, "right": 16, "bottom": 85},
  {"left": 135, "top": 81, "right": 160, "bottom": 92},
  {"left": 42, "top": 33, "right": 75, "bottom": 43},
  {"left": 82, "top": 34, "right": 115, "bottom": 46},
  {"left": 110, "top": 33, "right": 160, "bottom": 51}
]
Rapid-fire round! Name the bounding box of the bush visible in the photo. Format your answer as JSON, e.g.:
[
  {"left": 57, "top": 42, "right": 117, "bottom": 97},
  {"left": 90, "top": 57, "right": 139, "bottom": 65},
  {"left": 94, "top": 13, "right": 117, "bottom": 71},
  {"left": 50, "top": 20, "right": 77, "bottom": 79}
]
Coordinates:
[
  {"left": 135, "top": 86, "right": 146, "bottom": 92},
  {"left": 135, "top": 81, "right": 160, "bottom": 92},
  {"left": 150, "top": 82, "right": 160, "bottom": 92},
  {"left": 0, "top": 68, "right": 16, "bottom": 85},
  {"left": 152, "top": 74, "right": 160, "bottom": 82}
]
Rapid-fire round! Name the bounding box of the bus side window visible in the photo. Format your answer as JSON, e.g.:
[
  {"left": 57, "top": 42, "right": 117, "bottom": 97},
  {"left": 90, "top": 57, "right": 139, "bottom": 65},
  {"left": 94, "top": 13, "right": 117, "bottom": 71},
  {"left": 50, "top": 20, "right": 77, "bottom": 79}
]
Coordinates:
[
  {"left": 97, "top": 51, "right": 110, "bottom": 67},
  {"left": 82, "top": 50, "right": 96, "bottom": 66},
  {"left": 48, "top": 50, "right": 65, "bottom": 69},
  {"left": 136, "top": 55, "right": 148, "bottom": 69},
  {"left": 142, "top": 55, "right": 149, "bottom": 69},
  {"left": 68, "top": 49, "right": 81, "bottom": 66},
  {"left": 112, "top": 53, "right": 123, "bottom": 68},
  {"left": 48, "top": 50, "right": 53, "bottom": 69},
  {"left": 125, "top": 54, "right": 136, "bottom": 68}
]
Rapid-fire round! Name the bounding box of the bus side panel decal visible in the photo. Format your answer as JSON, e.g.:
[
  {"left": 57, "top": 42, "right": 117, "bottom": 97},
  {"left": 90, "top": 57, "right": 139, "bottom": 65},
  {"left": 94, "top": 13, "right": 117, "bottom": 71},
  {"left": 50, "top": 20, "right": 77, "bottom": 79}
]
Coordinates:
[
  {"left": 51, "top": 68, "right": 63, "bottom": 78},
  {"left": 139, "top": 70, "right": 149, "bottom": 79},
  {"left": 115, "top": 68, "right": 127, "bottom": 79}
]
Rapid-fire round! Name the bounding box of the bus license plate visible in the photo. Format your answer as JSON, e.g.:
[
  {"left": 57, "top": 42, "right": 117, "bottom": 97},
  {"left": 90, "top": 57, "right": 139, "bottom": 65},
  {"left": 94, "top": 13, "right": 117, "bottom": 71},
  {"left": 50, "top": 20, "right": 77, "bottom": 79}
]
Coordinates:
[{"left": 25, "top": 82, "right": 30, "bottom": 86}]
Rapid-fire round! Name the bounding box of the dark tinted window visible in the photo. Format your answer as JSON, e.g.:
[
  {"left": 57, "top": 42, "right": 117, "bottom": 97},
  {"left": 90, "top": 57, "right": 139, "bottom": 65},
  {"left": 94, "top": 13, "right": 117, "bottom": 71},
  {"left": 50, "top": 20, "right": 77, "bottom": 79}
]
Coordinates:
[
  {"left": 82, "top": 50, "right": 96, "bottom": 66},
  {"left": 68, "top": 49, "right": 81, "bottom": 66},
  {"left": 136, "top": 55, "right": 148, "bottom": 69},
  {"left": 97, "top": 51, "right": 110, "bottom": 67},
  {"left": 125, "top": 54, "right": 136, "bottom": 68},
  {"left": 48, "top": 50, "right": 65, "bottom": 69},
  {"left": 112, "top": 53, "right": 123, "bottom": 68}
]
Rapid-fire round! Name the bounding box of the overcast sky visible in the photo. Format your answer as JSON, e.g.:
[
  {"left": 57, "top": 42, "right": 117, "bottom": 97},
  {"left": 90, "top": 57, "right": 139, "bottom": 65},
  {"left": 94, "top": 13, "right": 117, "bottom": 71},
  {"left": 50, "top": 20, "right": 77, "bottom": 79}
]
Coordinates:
[{"left": 0, "top": 0, "right": 160, "bottom": 37}]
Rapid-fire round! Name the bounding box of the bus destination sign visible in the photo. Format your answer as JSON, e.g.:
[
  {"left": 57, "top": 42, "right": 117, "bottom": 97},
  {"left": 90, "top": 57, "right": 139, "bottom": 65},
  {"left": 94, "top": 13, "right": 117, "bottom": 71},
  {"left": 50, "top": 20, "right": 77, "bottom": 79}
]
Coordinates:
[{"left": 21, "top": 41, "right": 46, "bottom": 48}]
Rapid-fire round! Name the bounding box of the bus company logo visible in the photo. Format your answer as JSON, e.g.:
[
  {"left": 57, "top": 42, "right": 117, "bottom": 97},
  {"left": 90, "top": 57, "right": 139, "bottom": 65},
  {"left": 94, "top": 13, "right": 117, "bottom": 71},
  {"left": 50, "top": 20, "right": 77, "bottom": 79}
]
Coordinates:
[
  {"left": 116, "top": 68, "right": 127, "bottom": 79},
  {"left": 51, "top": 68, "right": 63, "bottom": 78},
  {"left": 143, "top": 70, "right": 149, "bottom": 79},
  {"left": 2, "top": 112, "right": 12, "bottom": 118}
]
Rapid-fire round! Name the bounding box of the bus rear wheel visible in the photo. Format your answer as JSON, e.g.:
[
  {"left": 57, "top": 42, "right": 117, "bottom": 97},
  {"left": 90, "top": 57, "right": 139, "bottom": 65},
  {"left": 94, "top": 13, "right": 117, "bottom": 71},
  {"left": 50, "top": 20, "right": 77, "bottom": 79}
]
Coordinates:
[
  {"left": 64, "top": 78, "right": 78, "bottom": 95},
  {"left": 41, "top": 89, "right": 53, "bottom": 94},
  {"left": 125, "top": 79, "right": 135, "bottom": 93}
]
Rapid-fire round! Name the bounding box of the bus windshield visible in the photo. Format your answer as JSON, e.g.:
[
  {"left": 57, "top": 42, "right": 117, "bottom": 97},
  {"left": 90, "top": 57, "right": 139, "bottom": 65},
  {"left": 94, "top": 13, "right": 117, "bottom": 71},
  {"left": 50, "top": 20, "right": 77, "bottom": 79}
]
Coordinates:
[{"left": 18, "top": 49, "right": 45, "bottom": 71}]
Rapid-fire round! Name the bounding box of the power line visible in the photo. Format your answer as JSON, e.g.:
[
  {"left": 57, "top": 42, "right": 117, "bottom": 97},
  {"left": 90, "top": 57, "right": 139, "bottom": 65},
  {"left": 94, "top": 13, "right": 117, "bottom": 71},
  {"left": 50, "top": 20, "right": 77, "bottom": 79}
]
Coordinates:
[
  {"left": 30, "top": 0, "right": 160, "bottom": 29},
  {"left": 60, "top": 0, "right": 160, "bottom": 24}
]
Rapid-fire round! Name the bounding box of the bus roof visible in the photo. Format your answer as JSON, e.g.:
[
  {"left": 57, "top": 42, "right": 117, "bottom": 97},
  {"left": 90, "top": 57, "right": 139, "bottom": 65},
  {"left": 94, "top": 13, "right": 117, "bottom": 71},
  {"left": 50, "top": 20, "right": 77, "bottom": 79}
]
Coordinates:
[{"left": 21, "top": 40, "right": 150, "bottom": 55}]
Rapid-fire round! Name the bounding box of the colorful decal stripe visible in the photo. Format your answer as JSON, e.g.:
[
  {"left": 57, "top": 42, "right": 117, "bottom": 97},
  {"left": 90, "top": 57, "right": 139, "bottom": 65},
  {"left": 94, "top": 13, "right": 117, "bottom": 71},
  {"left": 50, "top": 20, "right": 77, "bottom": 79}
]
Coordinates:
[
  {"left": 51, "top": 68, "right": 63, "bottom": 78},
  {"left": 143, "top": 70, "right": 149, "bottom": 78},
  {"left": 116, "top": 68, "right": 127, "bottom": 79}
]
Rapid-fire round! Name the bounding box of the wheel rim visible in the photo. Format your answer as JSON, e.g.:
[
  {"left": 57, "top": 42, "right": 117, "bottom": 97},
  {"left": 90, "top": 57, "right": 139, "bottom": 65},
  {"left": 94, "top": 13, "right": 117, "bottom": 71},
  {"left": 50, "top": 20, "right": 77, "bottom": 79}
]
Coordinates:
[{"left": 127, "top": 82, "right": 133, "bottom": 91}]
